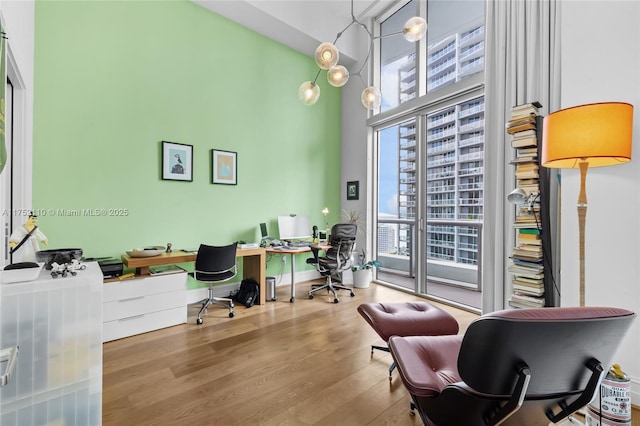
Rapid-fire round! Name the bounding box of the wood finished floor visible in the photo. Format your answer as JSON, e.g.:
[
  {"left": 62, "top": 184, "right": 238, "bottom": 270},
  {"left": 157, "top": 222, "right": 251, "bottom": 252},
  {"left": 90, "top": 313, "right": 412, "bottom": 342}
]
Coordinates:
[{"left": 102, "top": 281, "right": 639, "bottom": 426}]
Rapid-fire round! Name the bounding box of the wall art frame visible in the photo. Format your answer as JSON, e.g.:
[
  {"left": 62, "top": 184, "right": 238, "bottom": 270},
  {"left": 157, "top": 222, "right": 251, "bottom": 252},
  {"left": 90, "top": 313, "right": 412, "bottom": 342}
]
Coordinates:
[
  {"left": 162, "top": 141, "right": 193, "bottom": 182},
  {"left": 211, "top": 149, "right": 237, "bottom": 185},
  {"left": 347, "top": 180, "right": 359, "bottom": 200}
]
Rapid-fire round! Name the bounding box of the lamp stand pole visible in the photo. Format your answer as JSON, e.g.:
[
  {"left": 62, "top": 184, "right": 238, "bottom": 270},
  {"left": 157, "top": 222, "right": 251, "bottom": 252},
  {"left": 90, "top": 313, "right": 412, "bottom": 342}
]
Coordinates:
[{"left": 577, "top": 160, "right": 588, "bottom": 307}]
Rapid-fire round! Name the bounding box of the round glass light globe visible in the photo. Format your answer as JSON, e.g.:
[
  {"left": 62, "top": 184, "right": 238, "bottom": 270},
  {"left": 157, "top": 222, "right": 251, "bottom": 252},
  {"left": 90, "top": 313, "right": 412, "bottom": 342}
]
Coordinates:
[
  {"left": 403, "top": 16, "right": 427, "bottom": 42},
  {"left": 327, "top": 65, "right": 349, "bottom": 87},
  {"left": 298, "top": 81, "right": 320, "bottom": 106},
  {"left": 315, "top": 42, "right": 339, "bottom": 70},
  {"left": 361, "top": 86, "right": 382, "bottom": 110}
]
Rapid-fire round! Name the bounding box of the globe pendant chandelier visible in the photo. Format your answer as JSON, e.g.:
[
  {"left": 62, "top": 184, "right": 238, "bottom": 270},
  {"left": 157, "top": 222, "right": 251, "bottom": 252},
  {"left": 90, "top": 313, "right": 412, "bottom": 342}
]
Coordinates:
[{"left": 298, "top": 0, "right": 426, "bottom": 110}]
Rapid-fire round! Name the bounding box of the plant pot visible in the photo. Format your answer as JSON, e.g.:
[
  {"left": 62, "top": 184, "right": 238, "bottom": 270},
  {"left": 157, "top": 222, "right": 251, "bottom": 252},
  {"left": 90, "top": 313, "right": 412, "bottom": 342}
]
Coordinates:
[
  {"left": 341, "top": 268, "right": 354, "bottom": 285},
  {"left": 353, "top": 268, "right": 372, "bottom": 289}
]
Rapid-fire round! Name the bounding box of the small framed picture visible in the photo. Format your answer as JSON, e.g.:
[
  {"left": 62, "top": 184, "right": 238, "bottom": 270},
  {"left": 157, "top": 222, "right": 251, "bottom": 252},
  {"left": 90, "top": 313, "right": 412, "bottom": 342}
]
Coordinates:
[
  {"left": 347, "top": 180, "right": 359, "bottom": 200},
  {"left": 211, "top": 149, "right": 237, "bottom": 185},
  {"left": 162, "top": 141, "right": 193, "bottom": 181}
]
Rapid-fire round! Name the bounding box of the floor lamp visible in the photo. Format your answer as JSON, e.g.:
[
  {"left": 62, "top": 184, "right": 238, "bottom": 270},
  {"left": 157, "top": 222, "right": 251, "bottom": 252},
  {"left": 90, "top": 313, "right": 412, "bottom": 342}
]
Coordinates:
[{"left": 541, "top": 102, "right": 633, "bottom": 306}]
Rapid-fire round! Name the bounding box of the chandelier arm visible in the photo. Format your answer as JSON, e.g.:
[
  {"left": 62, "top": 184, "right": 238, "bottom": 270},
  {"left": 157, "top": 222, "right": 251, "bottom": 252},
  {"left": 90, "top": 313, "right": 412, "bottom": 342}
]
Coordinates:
[
  {"left": 333, "top": 18, "right": 357, "bottom": 45},
  {"left": 374, "top": 30, "right": 404, "bottom": 40},
  {"left": 311, "top": 68, "right": 322, "bottom": 85},
  {"left": 355, "top": 72, "right": 366, "bottom": 88},
  {"left": 355, "top": 25, "right": 375, "bottom": 77}
]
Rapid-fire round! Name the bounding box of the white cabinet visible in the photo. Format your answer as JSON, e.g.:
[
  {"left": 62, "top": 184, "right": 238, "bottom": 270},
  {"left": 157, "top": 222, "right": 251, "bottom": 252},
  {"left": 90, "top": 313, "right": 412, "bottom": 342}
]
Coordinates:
[
  {"left": 0, "top": 262, "right": 103, "bottom": 426},
  {"left": 102, "top": 273, "right": 187, "bottom": 342}
]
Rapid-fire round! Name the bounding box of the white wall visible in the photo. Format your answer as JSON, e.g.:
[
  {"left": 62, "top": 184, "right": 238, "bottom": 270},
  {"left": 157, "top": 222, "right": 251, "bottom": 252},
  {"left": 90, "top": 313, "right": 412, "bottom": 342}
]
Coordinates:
[
  {"left": 559, "top": 0, "right": 640, "bottom": 404},
  {"left": 0, "top": 0, "right": 35, "bottom": 211},
  {"left": 341, "top": 78, "right": 369, "bottom": 252}
]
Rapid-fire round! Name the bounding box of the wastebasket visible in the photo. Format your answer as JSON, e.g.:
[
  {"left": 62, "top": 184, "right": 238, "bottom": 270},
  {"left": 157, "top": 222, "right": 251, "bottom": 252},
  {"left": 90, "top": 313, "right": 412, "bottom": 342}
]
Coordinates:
[{"left": 266, "top": 276, "right": 276, "bottom": 301}]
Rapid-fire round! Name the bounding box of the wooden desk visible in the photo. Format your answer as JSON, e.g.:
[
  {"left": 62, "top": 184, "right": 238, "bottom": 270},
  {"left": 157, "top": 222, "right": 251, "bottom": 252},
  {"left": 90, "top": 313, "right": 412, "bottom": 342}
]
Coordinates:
[
  {"left": 121, "top": 248, "right": 267, "bottom": 305},
  {"left": 266, "top": 244, "right": 328, "bottom": 303}
]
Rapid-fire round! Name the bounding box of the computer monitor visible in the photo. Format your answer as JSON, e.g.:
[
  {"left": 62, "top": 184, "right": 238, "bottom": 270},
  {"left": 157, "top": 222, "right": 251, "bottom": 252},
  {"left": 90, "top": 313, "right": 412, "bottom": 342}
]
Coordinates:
[
  {"left": 277, "top": 215, "right": 311, "bottom": 240},
  {"left": 260, "top": 223, "right": 269, "bottom": 238}
]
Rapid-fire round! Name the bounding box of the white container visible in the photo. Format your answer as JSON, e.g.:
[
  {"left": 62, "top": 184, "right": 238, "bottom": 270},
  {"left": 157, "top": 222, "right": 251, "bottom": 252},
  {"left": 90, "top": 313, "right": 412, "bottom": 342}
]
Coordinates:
[
  {"left": 353, "top": 269, "right": 372, "bottom": 288},
  {"left": 0, "top": 263, "right": 44, "bottom": 284},
  {"left": 266, "top": 276, "right": 276, "bottom": 301}
]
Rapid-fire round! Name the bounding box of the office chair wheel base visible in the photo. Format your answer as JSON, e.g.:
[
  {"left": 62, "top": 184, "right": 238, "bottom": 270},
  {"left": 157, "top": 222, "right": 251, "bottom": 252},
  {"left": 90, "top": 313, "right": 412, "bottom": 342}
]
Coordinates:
[
  {"left": 196, "top": 318, "right": 203, "bottom": 325},
  {"left": 228, "top": 312, "right": 235, "bottom": 318},
  {"left": 308, "top": 294, "right": 314, "bottom": 300},
  {"left": 333, "top": 298, "right": 339, "bottom": 304},
  {"left": 350, "top": 292, "right": 355, "bottom": 297},
  {"left": 290, "top": 297, "right": 295, "bottom": 303}
]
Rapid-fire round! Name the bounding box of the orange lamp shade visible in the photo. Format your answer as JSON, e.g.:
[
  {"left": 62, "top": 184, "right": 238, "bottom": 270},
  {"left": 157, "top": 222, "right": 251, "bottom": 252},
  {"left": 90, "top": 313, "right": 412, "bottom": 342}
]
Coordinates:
[{"left": 541, "top": 102, "right": 633, "bottom": 168}]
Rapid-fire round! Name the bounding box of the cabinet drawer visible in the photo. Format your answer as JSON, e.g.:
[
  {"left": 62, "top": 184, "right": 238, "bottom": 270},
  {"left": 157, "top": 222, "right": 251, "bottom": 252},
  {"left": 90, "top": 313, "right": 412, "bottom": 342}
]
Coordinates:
[
  {"left": 103, "top": 306, "right": 186, "bottom": 342},
  {"left": 103, "top": 273, "right": 187, "bottom": 302},
  {"left": 103, "top": 289, "right": 186, "bottom": 322}
]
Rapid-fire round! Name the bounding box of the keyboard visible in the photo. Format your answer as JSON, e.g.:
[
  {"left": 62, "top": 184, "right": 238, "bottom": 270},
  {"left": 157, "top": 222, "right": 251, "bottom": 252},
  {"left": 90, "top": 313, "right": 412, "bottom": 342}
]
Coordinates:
[
  {"left": 287, "top": 241, "right": 311, "bottom": 248},
  {"left": 272, "top": 245, "right": 307, "bottom": 252}
]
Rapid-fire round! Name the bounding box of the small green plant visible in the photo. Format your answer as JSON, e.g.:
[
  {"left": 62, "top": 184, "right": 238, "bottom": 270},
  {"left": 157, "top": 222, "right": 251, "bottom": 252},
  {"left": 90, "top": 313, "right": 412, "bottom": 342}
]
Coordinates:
[
  {"left": 342, "top": 209, "right": 365, "bottom": 236},
  {"left": 351, "top": 249, "right": 381, "bottom": 271}
]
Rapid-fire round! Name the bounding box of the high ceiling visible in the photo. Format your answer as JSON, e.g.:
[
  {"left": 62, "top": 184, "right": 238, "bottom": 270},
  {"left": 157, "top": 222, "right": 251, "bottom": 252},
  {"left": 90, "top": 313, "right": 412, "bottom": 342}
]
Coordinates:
[{"left": 192, "top": 0, "right": 398, "bottom": 64}]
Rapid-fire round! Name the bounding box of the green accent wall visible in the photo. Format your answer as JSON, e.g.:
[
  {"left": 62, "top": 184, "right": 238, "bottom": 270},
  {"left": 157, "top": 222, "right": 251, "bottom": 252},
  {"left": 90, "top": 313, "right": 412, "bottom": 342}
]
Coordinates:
[{"left": 32, "top": 0, "right": 341, "bottom": 282}]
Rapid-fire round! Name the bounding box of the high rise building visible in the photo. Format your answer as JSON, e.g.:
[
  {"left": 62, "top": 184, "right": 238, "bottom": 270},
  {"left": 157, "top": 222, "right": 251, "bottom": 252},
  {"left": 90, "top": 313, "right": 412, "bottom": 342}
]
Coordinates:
[{"left": 397, "top": 23, "right": 484, "bottom": 266}]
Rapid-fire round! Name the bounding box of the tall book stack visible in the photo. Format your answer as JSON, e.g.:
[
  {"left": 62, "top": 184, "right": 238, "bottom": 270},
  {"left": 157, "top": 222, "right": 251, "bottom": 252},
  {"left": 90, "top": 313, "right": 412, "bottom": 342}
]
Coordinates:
[{"left": 507, "top": 102, "right": 545, "bottom": 308}]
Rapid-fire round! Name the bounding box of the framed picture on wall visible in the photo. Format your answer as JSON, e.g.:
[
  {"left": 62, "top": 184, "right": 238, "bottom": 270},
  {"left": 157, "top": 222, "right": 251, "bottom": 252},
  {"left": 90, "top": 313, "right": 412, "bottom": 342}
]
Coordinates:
[
  {"left": 211, "top": 149, "right": 237, "bottom": 185},
  {"left": 162, "top": 141, "right": 193, "bottom": 181},
  {"left": 347, "top": 180, "right": 359, "bottom": 200}
]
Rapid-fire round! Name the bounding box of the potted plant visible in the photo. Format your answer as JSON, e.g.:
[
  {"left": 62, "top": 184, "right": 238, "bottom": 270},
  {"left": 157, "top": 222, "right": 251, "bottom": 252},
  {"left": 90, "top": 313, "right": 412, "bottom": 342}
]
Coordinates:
[
  {"left": 351, "top": 249, "right": 381, "bottom": 288},
  {"left": 342, "top": 209, "right": 365, "bottom": 236}
]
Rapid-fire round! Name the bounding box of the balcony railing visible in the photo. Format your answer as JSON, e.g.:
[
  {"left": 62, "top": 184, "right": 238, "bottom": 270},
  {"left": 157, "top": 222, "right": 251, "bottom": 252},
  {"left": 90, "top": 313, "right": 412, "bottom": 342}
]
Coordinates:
[
  {"left": 376, "top": 219, "right": 483, "bottom": 295},
  {"left": 427, "top": 157, "right": 456, "bottom": 167},
  {"left": 427, "top": 128, "right": 457, "bottom": 141},
  {"left": 458, "top": 151, "right": 483, "bottom": 162},
  {"left": 428, "top": 141, "right": 456, "bottom": 154},
  {"left": 459, "top": 120, "right": 485, "bottom": 132},
  {"left": 458, "top": 167, "right": 484, "bottom": 176},
  {"left": 458, "top": 197, "right": 484, "bottom": 205},
  {"left": 428, "top": 184, "right": 456, "bottom": 192},
  {"left": 458, "top": 104, "right": 485, "bottom": 118},
  {"left": 459, "top": 135, "right": 484, "bottom": 147},
  {"left": 458, "top": 182, "right": 483, "bottom": 190},
  {"left": 428, "top": 113, "right": 456, "bottom": 127}
]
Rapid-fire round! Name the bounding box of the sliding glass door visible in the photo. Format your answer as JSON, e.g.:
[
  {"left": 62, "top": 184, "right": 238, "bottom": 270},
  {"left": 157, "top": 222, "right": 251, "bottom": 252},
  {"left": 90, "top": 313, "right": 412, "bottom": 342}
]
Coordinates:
[
  {"left": 375, "top": 119, "right": 418, "bottom": 292},
  {"left": 374, "top": 97, "right": 484, "bottom": 311}
]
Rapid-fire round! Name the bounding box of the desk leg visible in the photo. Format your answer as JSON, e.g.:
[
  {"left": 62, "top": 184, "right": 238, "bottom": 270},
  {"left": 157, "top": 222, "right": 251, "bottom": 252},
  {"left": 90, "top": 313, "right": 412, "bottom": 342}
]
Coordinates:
[{"left": 289, "top": 253, "right": 296, "bottom": 303}]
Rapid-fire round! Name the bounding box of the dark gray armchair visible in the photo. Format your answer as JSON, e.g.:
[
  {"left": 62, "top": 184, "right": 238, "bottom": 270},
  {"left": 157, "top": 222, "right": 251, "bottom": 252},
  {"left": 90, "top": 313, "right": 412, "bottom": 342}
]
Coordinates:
[{"left": 307, "top": 223, "right": 357, "bottom": 303}]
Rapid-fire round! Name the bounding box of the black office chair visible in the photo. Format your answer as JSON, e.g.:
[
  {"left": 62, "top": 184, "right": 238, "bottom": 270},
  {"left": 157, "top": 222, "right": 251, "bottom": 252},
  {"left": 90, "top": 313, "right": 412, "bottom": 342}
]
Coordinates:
[
  {"left": 388, "top": 306, "right": 636, "bottom": 426},
  {"left": 191, "top": 242, "right": 237, "bottom": 325},
  {"left": 308, "top": 223, "right": 357, "bottom": 303}
]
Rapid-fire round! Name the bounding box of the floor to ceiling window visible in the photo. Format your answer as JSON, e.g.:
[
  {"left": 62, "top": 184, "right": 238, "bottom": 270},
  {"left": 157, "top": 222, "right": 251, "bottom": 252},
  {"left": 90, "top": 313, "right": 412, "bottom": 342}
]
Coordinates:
[
  {"left": 1, "top": 78, "right": 13, "bottom": 267},
  {"left": 372, "top": 0, "right": 484, "bottom": 311}
]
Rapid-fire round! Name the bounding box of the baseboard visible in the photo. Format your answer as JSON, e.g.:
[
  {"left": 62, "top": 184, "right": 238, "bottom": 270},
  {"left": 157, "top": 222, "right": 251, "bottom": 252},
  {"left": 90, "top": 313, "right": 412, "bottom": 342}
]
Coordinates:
[
  {"left": 631, "top": 377, "right": 639, "bottom": 407},
  {"left": 186, "top": 270, "right": 323, "bottom": 305}
]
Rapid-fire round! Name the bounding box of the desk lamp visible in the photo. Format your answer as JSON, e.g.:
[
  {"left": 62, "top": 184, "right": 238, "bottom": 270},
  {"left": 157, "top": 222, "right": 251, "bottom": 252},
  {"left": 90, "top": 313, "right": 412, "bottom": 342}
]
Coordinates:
[
  {"left": 541, "top": 102, "right": 633, "bottom": 306},
  {"left": 507, "top": 188, "right": 539, "bottom": 214},
  {"left": 322, "top": 207, "right": 330, "bottom": 232}
]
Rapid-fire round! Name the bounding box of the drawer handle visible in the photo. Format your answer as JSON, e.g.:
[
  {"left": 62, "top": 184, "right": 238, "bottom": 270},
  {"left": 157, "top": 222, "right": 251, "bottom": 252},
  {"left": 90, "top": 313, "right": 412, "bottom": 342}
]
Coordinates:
[
  {"left": 0, "top": 345, "right": 19, "bottom": 387},
  {"left": 118, "top": 296, "right": 145, "bottom": 303},
  {"left": 118, "top": 314, "right": 145, "bottom": 322}
]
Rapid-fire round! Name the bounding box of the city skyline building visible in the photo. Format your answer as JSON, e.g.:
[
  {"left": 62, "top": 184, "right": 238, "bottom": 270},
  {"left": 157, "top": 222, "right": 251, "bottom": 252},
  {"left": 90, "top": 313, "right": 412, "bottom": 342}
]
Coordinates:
[{"left": 392, "top": 23, "right": 484, "bottom": 267}]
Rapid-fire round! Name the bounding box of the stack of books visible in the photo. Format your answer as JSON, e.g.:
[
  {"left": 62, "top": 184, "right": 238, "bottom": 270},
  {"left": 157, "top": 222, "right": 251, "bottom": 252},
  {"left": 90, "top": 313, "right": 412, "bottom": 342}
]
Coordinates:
[{"left": 507, "top": 102, "right": 545, "bottom": 309}]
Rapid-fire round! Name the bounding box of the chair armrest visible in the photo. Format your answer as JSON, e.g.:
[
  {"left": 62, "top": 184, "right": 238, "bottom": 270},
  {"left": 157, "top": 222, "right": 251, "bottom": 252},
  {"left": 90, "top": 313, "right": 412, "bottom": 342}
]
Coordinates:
[
  {"left": 389, "top": 335, "right": 464, "bottom": 397},
  {"left": 545, "top": 358, "right": 605, "bottom": 423},
  {"left": 306, "top": 246, "right": 320, "bottom": 265}
]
